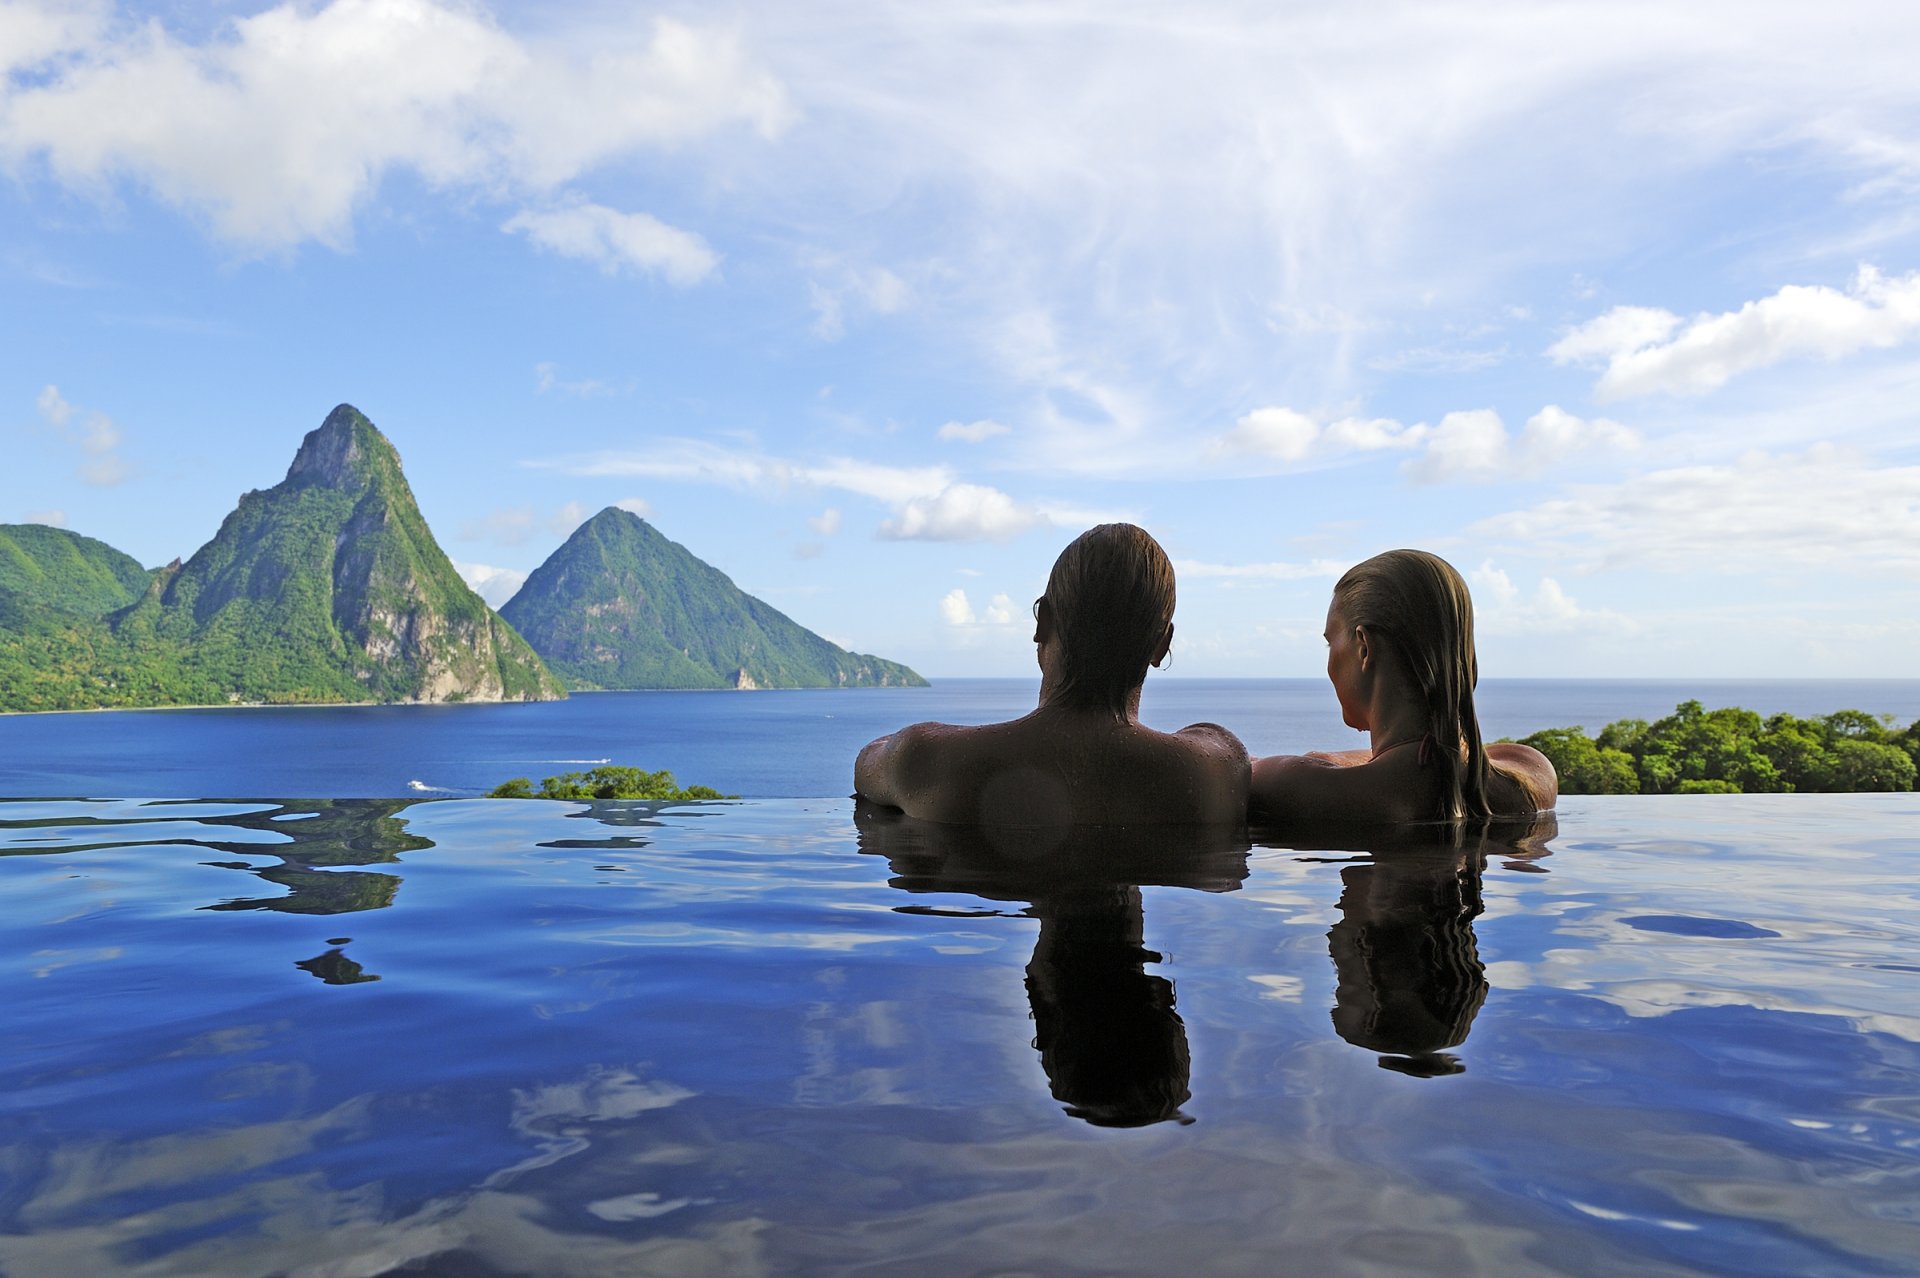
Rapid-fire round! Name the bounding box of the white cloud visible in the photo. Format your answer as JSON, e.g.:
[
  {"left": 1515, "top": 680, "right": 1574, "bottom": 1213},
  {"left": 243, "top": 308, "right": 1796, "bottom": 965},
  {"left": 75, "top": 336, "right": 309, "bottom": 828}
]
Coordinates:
[
  {"left": 1551, "top": 267, "right": 1920, "bottom": 399},
  {"left": 1221, "top": 407, "right": 1320, "bottom": 462},
  {"left": 533, "top": 361, "right": 629, "bottom": 397},
  {"left": 1468, "top": 561, "right": 1634, "bottom": 636},
  {"left": 937, "top": 419, "right": 1010, "bottom": 444},
  {"left": 807, "top": 507, "right": 842, "bottom": 536},
  {"left": 1474, "top": 444, "right": 1920, "bottom": 575},
  {"left": 940, "top": 587, "right": 1020, "bottom": 627},
  {"left": 614, "top": 496, "right": 653, "bottom": 517},
  {"left": 35, "top": 383, "right": 128, "bottom": 486},
  {"left": 879, "top": 483, "right": 1047, "bottom": 542},
  {"left": 23, "top": 509, "right": 67, "bottom": 527},
  {"left": 1404, "top": 406, "right": 1638, "bottom": 484},
  {"left": 1546, "top": 306, "right": 1682, "bottom": 367},
  {"left": 504, "top": 202, "right": 718, "bottom": 286},
  {"left": 454, "top": 559, "right": 529, "bottom": 608},
  {"left": 549, "top": 500, "right": 588, "bottom": 534},
  {"left": 1218, "top": 406, "right": 1430, "bottom": 466},
  {"left": 0, "top": 4, "right": 790, "bottom": 249},
  {"left": 34, "top": 383, "right": 73, "bottom": 427},
  {"left": 1218, "top": 403, "right": 1633, "bottom": 483}
]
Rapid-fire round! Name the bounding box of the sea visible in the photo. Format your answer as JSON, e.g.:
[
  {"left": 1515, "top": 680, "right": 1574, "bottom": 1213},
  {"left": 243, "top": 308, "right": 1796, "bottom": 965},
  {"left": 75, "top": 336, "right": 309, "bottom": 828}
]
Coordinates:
[
  {"left": 7, "top": 680, "right": 1920, "bottom": 1273},
  {"left": 2, "top": 676, "right": 1917, "bottom": 798}
]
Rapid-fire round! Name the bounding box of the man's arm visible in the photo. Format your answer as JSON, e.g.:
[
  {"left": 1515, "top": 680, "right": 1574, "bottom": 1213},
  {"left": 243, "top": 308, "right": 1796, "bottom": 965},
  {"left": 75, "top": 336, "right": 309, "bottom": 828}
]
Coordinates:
[
  {"left": 854, "top": 722, "right": 934, "bottom": 811},
  {"left": 1249, "top": 752, "right": 1374, "bottom": 824},
  {"left": 1174, "top": 722, "right": 1253, "bottom": 822}
]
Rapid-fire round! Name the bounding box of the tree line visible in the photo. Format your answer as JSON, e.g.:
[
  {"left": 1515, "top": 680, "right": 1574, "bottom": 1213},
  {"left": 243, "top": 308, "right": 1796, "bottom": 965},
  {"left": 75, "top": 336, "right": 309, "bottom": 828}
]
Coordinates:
[{"left": 1517, "top": 700, "right": 1920, "bottom": 794}]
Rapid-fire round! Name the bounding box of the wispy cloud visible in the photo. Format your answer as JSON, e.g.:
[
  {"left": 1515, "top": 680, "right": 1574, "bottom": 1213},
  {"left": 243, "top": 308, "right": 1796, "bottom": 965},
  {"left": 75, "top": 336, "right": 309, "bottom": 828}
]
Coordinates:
[
  {"left": 460, "top": 500, "right": 592, "bottom": 546},
  {"left": 35, "top": 384, "right": 129, "bottom": 486},
  {"left": 937, "top": 419, "right": 1009, "bottom": 444},
  {"left": 534, "top": 362, "right": 633, "bottom": 398},
  {"left": 1174, "top": 557, "right": 1346, "bottom": 582},
  {"left": 1474, "top": 445, "right": 1920, "bottom": 574},
  {"left": 534, "top": 439, "right": 1050, "bottom": 542},
  {"left": 505, "top": 202, "right": 718, "bottom": 286}
]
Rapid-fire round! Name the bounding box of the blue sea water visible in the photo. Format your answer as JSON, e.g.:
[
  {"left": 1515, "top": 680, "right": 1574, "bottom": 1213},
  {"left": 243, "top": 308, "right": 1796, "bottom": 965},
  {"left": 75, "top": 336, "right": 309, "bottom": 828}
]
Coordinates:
[
  {"left": 2, "top": 677, "right": 1917, "bottom": 798},
  {"left": 3, "top": 793, "right": 1918, "bottom": 1275}
]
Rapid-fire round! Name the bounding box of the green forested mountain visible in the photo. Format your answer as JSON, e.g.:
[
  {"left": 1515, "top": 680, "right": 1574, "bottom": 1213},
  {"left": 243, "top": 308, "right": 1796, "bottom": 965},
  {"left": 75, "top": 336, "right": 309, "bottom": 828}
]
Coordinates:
[
  {"left": 0, "top": 405, "right": 563, "bottom": 711},
  {"left": 0, "top": 524, "right": 152, "bottom": 625},
  {"left": 502, "top": 506, "right": 926, "bottom": 690}
]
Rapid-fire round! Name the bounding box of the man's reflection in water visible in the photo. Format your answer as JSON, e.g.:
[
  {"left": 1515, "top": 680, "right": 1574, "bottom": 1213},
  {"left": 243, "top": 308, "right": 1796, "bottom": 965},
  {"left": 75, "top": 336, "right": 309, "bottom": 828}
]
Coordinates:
[
  {"left": 1026, "top": 885, "right": 1191, "bottom": 1126},
  {"left": 1311, "top": 813, "right": 1556, "bottom": 1078},
  {"left": 856, "top": 804, "right": 1249, "bottom": 1128}
]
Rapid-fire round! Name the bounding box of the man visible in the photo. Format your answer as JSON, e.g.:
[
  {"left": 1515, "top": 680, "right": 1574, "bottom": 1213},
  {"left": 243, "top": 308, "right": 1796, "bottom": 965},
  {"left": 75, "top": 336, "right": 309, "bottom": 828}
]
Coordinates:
[{"left": 854, "top": 524, "right": 1248, "bottom": 826}]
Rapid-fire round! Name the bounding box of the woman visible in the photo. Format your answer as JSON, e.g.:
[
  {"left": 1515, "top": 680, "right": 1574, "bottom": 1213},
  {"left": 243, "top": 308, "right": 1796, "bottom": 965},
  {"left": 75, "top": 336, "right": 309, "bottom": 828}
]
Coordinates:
[
  {"left": 1250, "top": 549, "right": 1556, "bottom": 825},
  {"left": 855, "top": 523, "right": 1249, "bottom": 826}
]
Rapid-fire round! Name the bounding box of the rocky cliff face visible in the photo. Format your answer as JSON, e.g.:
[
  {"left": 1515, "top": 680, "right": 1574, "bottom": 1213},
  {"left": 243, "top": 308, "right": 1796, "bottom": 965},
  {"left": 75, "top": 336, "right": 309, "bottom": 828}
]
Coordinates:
[
  {"left": 501, "top": 506, "right": 927, "bottom": 691},
  {"left": 109, "top": 404, "right": 563, "bottom": 705}
]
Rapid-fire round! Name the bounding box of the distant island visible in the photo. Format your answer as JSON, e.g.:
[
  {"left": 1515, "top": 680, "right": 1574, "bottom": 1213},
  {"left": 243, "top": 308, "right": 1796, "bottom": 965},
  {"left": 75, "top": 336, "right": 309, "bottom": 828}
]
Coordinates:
[{"left": 0, "top": 404, "right": 924, "bottom": 713}]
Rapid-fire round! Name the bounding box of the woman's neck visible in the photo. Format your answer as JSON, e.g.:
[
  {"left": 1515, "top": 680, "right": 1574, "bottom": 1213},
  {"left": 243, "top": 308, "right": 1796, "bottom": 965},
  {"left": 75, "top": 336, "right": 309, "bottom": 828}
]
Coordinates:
[{"left": 1363, "top": 684, "right": 1431, "bottom": 759}]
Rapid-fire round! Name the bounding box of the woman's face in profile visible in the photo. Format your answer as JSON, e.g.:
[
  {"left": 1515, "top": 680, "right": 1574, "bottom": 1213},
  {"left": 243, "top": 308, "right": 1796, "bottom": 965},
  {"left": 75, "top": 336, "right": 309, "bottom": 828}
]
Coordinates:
[{"left": 1325, "top": 598, "right": 1369, "bottom": 732}]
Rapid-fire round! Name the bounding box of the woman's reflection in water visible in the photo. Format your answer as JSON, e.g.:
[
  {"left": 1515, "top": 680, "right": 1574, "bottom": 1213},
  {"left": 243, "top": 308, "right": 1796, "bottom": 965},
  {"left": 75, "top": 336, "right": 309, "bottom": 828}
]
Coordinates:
[
  {"left": 1316, "top": 812, "right": 1557, "bottom": 1078},
  {"left": 855, "top": 804, "right": 1249, "bottom": 1128}
]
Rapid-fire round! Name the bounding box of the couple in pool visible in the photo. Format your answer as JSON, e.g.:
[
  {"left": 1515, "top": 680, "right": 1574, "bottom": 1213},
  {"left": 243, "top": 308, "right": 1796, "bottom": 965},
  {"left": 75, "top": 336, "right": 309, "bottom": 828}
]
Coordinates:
[{"left": 855, "top": 522, "right": 1557, "bottom": 827}]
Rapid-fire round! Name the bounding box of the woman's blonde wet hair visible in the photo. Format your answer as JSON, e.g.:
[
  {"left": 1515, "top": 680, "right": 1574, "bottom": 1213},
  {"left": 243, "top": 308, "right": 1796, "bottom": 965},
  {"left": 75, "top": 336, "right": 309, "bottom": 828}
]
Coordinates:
[
  {"left": 1333, "top": 549, "right": 1493, "bottom": 820},
  {"left": 1040, "top": 524, "right": 1176, "bottom": 716}
]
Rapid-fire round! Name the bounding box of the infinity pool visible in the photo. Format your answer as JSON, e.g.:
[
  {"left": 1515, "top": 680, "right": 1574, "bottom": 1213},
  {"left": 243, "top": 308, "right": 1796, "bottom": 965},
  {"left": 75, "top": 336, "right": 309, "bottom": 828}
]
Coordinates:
[{"left": 3, "top": 795, "right": 1917, "bottom": 1276}]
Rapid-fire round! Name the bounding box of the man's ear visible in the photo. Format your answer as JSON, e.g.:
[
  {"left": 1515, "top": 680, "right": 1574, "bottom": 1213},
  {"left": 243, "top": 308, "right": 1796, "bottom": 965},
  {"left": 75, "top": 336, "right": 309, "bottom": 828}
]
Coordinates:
[
  {"left": 1354, "top": 624, "right": 1373, "bottom": 671},
  {"left": 1149, "top": 622, "right": 1173, "bottom": 668}
]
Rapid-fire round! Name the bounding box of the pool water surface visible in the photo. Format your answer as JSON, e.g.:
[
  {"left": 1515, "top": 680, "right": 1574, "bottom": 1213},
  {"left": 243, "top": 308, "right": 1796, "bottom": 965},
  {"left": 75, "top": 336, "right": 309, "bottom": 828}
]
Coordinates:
[{"left": 2, "top": 794, "right": 1917, "bottom": 1276}]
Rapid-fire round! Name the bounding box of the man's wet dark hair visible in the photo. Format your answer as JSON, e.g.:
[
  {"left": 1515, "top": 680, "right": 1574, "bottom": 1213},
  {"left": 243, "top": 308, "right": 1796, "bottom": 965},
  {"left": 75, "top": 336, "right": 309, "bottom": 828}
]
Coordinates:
[{"left": 1039, "top": 523, "right": 1176, "bottom": 716}]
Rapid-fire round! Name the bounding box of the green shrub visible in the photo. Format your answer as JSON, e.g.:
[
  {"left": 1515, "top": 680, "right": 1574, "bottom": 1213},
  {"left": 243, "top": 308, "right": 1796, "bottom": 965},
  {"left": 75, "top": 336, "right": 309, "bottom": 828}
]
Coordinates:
[{"left": 489, "top": 764, "right": 733, "bottom": 801}]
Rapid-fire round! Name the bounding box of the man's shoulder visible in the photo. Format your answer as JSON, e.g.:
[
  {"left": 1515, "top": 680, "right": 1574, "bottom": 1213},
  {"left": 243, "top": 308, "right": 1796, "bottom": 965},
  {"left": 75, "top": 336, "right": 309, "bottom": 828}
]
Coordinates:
[{"left": 1165, "top": 720, "right": 1251, "bottom": 762}]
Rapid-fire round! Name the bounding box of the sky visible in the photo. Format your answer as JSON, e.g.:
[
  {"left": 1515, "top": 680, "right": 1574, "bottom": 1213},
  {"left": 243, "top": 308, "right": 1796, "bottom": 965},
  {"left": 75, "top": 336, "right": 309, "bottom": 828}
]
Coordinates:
[{"left": 5, "top": 0, "right": 1920, "bottom": 680}]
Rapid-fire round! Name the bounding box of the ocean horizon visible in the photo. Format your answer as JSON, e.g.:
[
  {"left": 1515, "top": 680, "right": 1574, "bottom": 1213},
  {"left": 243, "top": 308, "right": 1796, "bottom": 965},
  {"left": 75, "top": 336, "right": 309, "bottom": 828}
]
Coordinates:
[{"left": 3, "top": 676, "right": 1916, "bottom": 800}]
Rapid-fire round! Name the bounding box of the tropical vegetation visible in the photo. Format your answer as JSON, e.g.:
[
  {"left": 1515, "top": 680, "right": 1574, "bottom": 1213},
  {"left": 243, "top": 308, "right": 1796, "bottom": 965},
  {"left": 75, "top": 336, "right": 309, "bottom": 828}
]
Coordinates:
[
  {"left": 1519, "top": 700, "right": 1920, "bottom": 794},
  {"left": 488, "top": 765, "right": 734, "bottom": 801}
]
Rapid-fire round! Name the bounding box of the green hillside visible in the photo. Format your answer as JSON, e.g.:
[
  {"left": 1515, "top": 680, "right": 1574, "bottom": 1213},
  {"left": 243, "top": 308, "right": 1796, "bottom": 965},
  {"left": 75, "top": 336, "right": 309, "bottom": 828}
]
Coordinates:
[
  {"left": 502, "top": 507, "right": 927, "bottom": 690},
  {"left": 0, "top": 405, "right": 564, "bottom": 711},
  {"left": 0, "top": 524, "right": 152, "bottom": 625}
]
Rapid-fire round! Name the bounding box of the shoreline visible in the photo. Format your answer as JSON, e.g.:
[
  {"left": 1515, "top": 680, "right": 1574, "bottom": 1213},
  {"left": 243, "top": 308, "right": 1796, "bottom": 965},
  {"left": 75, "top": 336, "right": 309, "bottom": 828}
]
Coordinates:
[{"left": 0, "top": 683, "right": 937, "bottom": 718}]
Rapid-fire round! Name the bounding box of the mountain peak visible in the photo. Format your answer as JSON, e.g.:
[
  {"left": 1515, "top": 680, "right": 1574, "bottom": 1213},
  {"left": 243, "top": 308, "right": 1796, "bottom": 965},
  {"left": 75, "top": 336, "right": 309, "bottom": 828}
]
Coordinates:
[
  {"left": 502, "top": 515, "right": 926, "bottom": 691},
  {"left": 284, "top": 403, "right": 394, "bottom": 491}
]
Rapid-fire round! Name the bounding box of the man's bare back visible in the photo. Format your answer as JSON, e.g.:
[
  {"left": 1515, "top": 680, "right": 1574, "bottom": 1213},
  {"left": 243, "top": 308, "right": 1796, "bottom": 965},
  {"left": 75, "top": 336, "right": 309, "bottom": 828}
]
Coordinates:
[{"left": 855, "top": 707, "right": 1249, "bottom": 826}]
